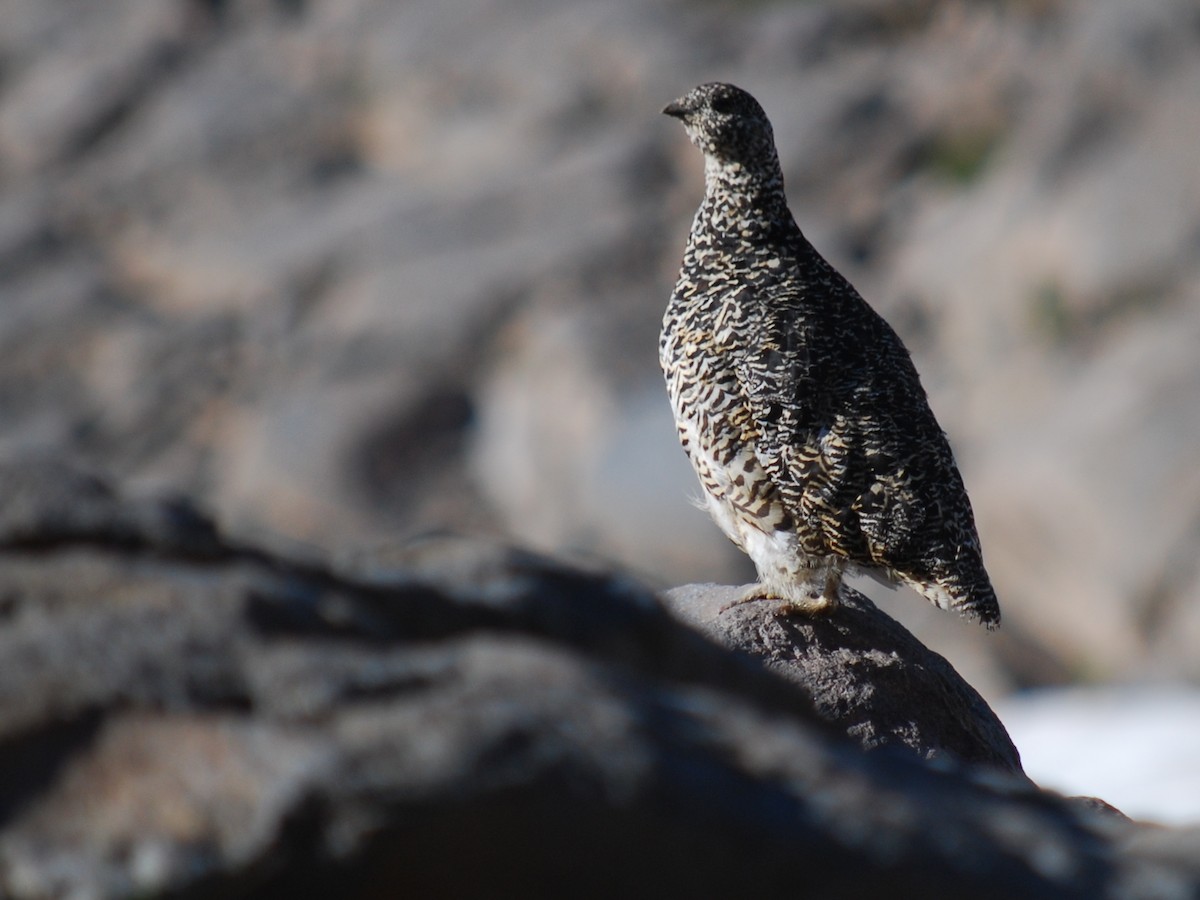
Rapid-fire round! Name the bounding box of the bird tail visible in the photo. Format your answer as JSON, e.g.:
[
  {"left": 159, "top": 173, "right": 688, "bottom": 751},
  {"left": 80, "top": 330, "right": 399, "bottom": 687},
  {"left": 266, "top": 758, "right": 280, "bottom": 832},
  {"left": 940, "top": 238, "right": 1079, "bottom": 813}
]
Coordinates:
[{"left": 913, "top": 573, "right": 1001, "bottom": 630}]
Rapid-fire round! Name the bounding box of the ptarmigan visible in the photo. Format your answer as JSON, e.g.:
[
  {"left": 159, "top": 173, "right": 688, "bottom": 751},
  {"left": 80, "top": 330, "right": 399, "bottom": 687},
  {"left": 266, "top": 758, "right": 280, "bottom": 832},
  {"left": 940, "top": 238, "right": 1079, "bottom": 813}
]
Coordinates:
[{"left": 660, "top": 82, "right": 1000, "bottom": 627}]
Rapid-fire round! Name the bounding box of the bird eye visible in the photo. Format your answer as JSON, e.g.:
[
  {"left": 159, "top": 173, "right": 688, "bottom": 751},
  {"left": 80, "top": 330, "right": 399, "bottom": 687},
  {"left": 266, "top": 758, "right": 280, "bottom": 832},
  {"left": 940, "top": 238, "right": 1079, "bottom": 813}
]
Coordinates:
[{"left": 710, "top": 95, "right": 738, "bottom": 115}]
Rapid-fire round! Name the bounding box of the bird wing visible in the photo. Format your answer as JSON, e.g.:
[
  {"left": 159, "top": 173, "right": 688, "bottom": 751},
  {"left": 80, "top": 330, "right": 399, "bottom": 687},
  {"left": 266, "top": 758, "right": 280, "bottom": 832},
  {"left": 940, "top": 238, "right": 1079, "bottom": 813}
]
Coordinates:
[{"left": 733, "top": 288, "right": 958, "bottom": 575}]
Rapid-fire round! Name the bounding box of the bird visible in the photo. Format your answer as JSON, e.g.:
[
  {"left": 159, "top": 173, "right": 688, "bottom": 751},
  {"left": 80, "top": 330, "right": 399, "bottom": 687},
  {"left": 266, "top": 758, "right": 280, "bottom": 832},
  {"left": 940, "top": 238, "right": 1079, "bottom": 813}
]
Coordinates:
[{"left": 660, "top": 82, "right": 1000, "bottom": 628}]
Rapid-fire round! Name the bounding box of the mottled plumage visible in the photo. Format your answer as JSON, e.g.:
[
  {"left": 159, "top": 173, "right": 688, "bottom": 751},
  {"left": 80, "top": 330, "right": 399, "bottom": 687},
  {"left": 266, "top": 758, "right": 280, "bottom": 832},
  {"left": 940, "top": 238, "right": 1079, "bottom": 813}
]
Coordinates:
[{"left": 661, "top": 82, "right": 999, "bottom": 627}]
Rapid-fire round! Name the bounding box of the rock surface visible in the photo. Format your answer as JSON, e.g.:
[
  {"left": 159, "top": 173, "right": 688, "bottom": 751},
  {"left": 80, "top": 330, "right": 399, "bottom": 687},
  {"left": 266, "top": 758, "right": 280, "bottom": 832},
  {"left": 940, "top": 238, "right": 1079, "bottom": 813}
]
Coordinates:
[
  {"left": 663, "top": 584, "right": 1022, "bottom": 773},
  {"left": 1, "top": 459, "right": 1198, "bottom": 899}
]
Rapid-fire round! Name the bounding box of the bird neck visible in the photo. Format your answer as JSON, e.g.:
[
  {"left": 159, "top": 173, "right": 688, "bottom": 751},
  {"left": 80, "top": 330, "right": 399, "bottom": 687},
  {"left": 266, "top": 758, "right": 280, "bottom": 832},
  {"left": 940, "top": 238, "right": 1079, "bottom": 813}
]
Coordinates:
[{"left": 696, "top": 155, "right": 792, "bottom": 245}]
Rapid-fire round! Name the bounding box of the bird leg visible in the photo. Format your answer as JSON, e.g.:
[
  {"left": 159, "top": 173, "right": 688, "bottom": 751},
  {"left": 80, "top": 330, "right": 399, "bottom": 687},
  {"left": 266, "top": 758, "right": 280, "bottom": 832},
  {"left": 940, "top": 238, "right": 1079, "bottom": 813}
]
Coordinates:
[{"left": 719, "top": 572, "right": 841, "bottom": 617}]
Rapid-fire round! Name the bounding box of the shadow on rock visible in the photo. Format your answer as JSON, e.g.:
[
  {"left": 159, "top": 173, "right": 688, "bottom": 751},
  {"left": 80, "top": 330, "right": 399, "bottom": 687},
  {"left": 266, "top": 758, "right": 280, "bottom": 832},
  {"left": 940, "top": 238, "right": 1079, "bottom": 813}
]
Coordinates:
[{"left": 0, "top": 458, "right": 1194, "bottom": 899}]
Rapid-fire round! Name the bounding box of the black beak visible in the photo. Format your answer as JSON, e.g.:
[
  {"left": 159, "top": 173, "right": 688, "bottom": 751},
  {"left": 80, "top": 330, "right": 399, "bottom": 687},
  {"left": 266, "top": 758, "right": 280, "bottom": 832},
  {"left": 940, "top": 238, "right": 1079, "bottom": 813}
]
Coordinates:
[{"left": 662, "top": 101, "right": 688, "bottom": 120}]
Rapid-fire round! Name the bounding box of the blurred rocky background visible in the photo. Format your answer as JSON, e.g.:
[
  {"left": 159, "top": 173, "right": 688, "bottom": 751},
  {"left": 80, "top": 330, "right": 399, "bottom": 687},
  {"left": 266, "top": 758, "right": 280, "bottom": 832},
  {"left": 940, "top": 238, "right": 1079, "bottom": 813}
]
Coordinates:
[{"left": 1, "top": 0, "right": 1199, "bottom": 822}]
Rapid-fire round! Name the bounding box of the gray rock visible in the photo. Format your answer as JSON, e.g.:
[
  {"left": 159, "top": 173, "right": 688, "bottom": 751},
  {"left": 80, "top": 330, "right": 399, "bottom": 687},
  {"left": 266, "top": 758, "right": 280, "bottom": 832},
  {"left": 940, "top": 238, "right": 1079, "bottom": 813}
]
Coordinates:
[
  {"left": 663, "top": 583, "right": 1023, "bottom": 773},
  {"left": 0, "top": 458, "right": 1198, "bottom": 899}
]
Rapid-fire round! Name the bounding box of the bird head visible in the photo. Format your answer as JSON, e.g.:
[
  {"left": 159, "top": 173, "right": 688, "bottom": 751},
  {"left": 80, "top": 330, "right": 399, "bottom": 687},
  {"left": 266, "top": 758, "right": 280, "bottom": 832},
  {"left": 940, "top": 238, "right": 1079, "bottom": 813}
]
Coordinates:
[{"left": 663, "top": 82, "right": 777, "bottom": 171}]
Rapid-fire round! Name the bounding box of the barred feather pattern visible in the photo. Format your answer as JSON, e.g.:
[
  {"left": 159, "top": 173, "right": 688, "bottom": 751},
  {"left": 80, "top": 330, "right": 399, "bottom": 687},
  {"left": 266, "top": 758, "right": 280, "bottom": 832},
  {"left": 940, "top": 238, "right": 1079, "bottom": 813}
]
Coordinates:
[{"left": 661, "top": 82, "right": 999, "bottom": 627}]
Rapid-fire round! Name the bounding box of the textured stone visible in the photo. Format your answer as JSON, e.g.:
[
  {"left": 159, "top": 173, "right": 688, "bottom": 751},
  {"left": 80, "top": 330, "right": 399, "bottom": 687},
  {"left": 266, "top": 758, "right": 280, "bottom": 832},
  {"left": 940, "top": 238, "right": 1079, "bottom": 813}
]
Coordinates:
[
  {"left": 0, "top": 459, "right": 1197, "bottom": 898},
  {"left": 663, "top": 583, "right": 1021, "bottom": 772}
]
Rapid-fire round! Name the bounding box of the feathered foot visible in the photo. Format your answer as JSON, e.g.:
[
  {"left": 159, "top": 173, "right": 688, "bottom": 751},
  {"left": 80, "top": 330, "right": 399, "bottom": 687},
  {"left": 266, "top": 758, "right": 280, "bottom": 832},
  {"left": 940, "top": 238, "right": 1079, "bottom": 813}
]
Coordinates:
[{"left": 719, "top": 573, "right": 841, "bottom": 617}]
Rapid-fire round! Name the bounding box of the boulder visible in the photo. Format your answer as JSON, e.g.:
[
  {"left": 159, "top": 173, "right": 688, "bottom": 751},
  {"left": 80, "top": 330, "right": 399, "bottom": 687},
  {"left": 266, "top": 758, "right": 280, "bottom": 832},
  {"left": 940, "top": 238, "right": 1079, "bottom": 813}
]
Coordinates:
[
  {"left": 0, "top": 459, "right": 1197, "bottom": 899},
  {"left": 663, "top": 584, "right": 1022, "bottom": 773}
]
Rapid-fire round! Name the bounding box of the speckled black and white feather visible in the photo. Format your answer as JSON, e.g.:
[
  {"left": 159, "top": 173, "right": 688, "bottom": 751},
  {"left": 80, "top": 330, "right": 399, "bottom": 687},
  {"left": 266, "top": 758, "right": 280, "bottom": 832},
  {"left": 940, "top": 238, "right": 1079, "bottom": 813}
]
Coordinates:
[{"left": 661, "top": 82, "right": 999, "bottom": 627}]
